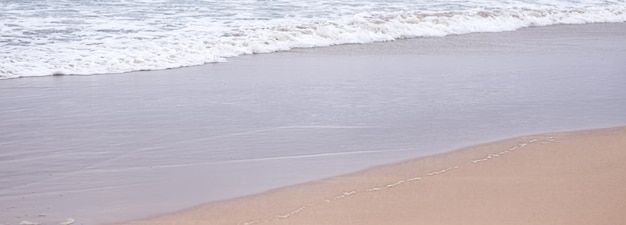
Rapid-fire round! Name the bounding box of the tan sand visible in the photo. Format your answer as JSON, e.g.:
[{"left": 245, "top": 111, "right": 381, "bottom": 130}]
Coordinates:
[{"left": 118, "top": 127, "right": 626, "bottom": 225}]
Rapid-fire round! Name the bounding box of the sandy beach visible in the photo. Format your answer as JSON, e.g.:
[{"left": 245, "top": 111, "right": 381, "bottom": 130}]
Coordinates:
[{"left": 118, "top": 127, "right": 626, "bottom": 225}]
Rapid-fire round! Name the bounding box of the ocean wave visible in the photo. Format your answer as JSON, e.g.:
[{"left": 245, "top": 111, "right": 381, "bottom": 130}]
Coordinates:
[{"left": 1, "top": 5, "right": 625, "bottom": 79}]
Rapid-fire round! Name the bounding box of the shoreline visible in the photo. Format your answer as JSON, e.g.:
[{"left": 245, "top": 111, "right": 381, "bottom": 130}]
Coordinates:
[
  {"left": 117, "top": 126, "right": 626, "bottom": 225},
  {"left": 1, "top": 22, "right": 625, "bottom": 225}
]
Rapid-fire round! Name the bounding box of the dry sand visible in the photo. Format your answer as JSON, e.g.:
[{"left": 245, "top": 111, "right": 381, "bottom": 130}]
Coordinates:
[{"left": 118, "top": 126, "right": 626, "bottom": 225}]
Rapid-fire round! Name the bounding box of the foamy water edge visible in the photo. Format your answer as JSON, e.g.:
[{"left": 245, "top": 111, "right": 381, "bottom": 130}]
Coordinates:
[{"left": 1, "top": 6, "right": 625, "bottom": 79}]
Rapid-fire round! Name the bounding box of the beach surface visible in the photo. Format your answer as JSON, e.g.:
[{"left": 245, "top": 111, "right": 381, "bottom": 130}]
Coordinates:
[
  {"left": 1, "top": 23, "right": 625, "bottom": 225},
  {"left": 118, "top": 127, "right": 626, "bottom": 225}
]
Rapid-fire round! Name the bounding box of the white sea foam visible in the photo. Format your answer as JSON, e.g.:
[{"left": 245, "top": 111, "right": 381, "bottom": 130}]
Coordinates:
[
  {"left": 19, "top": 221, "right": 39, "bottom": 225},
  {"left": 1, "top": 0, "right": 625, "bottom": 78},
  {"left": 59, "top": 218, "right": 75, "bottom": 225}
]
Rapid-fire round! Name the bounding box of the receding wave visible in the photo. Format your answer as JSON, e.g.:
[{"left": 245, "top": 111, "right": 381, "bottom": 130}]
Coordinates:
[{"left": 1, "top": 6, "right": 624, "bottom": 79}]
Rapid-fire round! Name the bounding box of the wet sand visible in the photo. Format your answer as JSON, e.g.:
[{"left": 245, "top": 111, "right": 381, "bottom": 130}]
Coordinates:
[{"left": 119, "top": 127, "right": 626, "bottom": 225}]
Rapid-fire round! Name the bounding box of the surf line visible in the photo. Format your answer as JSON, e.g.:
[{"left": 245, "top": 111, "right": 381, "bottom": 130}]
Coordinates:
[{"left": 238, "top": 136, "right": 558, "bottom": 225}]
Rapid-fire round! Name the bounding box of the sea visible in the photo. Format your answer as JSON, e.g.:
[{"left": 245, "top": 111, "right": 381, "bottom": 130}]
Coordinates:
[
  {"left": 1, "top": 0, "right": 625, "bottom": 79},
  {"left": 1, "top": 1, "right": 626, "bottom": 225}
]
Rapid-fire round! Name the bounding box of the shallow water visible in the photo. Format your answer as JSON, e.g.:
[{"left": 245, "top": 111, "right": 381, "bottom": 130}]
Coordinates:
[{"left": 1, "top": 23, "right": 626, "bottom": 224}]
